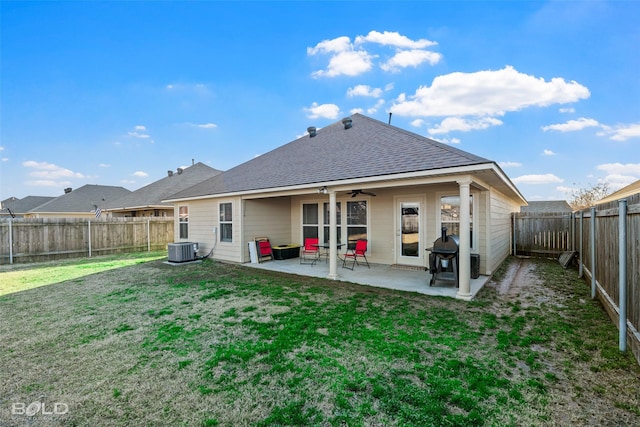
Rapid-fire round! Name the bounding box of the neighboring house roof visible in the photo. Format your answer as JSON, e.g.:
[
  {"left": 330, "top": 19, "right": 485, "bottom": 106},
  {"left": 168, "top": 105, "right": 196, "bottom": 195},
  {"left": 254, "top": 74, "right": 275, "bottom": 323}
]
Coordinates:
[
  {"left": 0, "top": 196, "right": 56, "bottom": 215},
  {"left": 166, "top": 114, "right": 523, "bottom": 202},
  {"left": 28, "top": 185, "right": 132, "bottom": 214},
  {"left": 597, "top": 179, "right": 640, "bottom": 204},
  {"left": 105, "top": 162, "right": 222, "bottom": 211},
  {"left": 520, "top": 200, "right": 573, "bottom": 213}
]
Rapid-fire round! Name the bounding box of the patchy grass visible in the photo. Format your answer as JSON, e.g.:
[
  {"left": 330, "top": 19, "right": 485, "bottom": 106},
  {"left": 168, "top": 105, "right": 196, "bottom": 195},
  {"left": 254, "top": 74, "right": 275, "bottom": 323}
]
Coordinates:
[{"left": 0, "top": 256, "right": 639, "bottom": 426}]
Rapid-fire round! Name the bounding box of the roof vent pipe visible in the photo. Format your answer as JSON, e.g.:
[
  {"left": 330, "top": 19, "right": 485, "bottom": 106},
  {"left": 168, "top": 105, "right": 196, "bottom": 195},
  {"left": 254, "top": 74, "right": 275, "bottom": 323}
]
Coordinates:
[
  {"left": 342, "top": 117, "right": 352, "bottom": 129},
  {"left": 168, "top": 170, "right": 174, "bottom": 177},
  {"left": 64, "top": 187, "right": 72, "bottom": 194},
  {"left": 307, "top": 126, "right": 317, "bottom": 137},
  {"left": 177, "top": 168, "right": 184, "bottom": 175}
]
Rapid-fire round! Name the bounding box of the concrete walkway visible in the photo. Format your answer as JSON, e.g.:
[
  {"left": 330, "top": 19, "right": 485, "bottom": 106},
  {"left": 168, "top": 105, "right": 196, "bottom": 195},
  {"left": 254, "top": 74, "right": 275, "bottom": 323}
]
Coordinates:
[{"left": 244, "top": 257, "right": 489, "bottom": 299}]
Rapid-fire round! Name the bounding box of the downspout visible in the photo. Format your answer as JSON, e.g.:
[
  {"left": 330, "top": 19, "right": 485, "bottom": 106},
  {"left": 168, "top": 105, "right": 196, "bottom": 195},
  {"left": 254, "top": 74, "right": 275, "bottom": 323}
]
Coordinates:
[
  {"left": 619, "top": 199, "right": 627, "bottom": 352},
  {"left": 590, "top": 207, "right": 596, "bottom": 299}
]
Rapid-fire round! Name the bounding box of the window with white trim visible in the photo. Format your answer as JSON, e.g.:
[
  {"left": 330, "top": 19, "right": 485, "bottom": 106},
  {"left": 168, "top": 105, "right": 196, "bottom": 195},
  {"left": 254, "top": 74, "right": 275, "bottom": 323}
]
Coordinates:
[
  {"left": 440, "top": 195, "right": 473, "bottom": 248},
  {"left": 346, "top": 200, "right": 367, "bottom": 248},
  {"left": 178, "top": 206, "right": 188, "bottom": 239},
  {"left": 219, "top": 202, "right": 233, "bottom": 242},
  {"left": 302, "top": 203, "right": 319, "bottom": 241}
]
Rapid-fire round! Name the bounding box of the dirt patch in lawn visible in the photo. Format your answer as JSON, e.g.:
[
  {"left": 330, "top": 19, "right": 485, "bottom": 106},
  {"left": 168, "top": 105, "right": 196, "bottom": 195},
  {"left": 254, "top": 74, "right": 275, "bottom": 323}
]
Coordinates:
[
  {"left": 483, "top": 257, "right": 640, "bottom": 426},
  {"left": 1, "top": 256, "right": 639, "bottom": 426}
]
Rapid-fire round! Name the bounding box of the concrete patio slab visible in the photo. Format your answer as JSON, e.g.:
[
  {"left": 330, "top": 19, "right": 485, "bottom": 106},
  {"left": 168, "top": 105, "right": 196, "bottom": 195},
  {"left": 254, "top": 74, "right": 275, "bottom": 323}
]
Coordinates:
[{"left": 243, "top": 257, "right": 489, "bottom": 299}]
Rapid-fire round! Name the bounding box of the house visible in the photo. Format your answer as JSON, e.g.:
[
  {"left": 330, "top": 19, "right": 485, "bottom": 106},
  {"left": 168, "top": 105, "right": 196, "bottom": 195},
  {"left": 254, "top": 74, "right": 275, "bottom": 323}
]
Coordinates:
[
  {"left": 520, "top": 200, "right": 572, "bottom": 213},
  {"left": 104, "top": 162, "right": 222, "bottom": 218},
  {"left": 597, "top": 179, "right": 640, "bottom": 205},
  {"left": 164, "top": 114, "right": 527, "bottom": 300},
  {"left": 1, "top": 196, "right": 56, "bottom": 218},
  {"left": 25, "top": 185, "right": 131, "bottom": 218}
]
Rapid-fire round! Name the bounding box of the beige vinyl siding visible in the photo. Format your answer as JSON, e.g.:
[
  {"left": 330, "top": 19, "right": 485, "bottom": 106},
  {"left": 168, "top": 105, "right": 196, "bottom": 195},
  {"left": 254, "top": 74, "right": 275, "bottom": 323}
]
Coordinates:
[
  {"left": 243, "top": 197, "right": 292, "bottom": 262},
  {"left": 488, "top": 188, "right": 520, "bottom": 274}
]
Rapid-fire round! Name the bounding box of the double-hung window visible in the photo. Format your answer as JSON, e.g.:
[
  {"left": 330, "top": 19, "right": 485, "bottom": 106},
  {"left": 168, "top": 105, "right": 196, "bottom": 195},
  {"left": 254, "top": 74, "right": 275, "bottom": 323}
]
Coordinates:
[
  {"left": 178, "top": 206, "right": 188, "bottom": 239},
  {"left": 346, "top": 200, "right": 367, "bottom": 248},
  {"left": 219, "top": 202, "right": 233, "bottom": 242},
  {"left": 302, "top": 203, "right": 319, "bottom": 241}
]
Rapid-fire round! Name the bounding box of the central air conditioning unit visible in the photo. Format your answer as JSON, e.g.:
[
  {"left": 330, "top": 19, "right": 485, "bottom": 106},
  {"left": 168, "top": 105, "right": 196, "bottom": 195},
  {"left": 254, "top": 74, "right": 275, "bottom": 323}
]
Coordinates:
[{"left": 168, "top": 242, "right": 199, "bottom": 262}]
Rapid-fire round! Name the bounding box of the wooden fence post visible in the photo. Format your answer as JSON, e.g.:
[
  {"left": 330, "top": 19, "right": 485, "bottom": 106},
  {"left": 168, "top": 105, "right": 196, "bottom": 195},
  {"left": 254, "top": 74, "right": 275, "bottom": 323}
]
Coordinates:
[
  {"left": 88, "top": 220, "right": 92, "bottom": 257},
  {"left": 590, "top": 207, "right": 596, "bottom": 299},
  {"left": 9, "top": 220, "right": 14, "bottom": 265},
  {"left": 579, "top": 210, "right": 583, "bottom": 278}
]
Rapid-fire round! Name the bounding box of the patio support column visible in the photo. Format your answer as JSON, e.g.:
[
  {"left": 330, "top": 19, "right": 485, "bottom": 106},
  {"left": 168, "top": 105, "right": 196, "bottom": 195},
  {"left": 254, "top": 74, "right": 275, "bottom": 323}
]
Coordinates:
[
  {"left": 327, "top": 190, "right": 339, "bottom": 280},
  {"left": 456, "top": 178, "right": 472, "bottom": 300}
]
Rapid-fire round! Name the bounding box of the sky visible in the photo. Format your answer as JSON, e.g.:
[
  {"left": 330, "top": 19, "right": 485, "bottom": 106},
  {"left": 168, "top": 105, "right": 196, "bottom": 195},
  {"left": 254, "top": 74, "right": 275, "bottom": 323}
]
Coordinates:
[{"left": 1, "top": 1, "right": 639, "bottom": 203}]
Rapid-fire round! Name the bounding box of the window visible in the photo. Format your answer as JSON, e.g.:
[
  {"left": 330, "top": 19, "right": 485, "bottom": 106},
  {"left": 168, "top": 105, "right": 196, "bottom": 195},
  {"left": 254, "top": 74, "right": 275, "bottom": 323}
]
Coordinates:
[
  {"left": 219, "top": 202, "right": 233, "bottom": 242},
  {"left": 346, "top": 200, "right": 367, "bottom": 248},
  {"left": 440, "top": 195, "right": 473, "bottom": 247},
  {"left": 323, "top": 202, "right": 342, "bottom": 244},
  {"left": 179, "top": 206, "right": 188, "bottom": 239},
  {"left": 302, "top": 203, "right": 319, "bottom": 241}
]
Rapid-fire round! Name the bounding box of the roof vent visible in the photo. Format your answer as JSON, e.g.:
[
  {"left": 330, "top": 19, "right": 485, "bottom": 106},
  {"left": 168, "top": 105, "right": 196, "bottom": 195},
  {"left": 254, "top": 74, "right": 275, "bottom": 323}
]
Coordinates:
[
  {"left": 307, "top": 126, "right": 317, "bottom": 137},
  {"left": 177, "top": 168, "right": 184, "bottom": 175},
  {"left": 168, "top": 170, "right": 174, "bottom": 177},
  {"left": 64, "top": 187, "right": 72, "bottom": 194},
  {"left": 342, "top": 117, "right": 352, "bottom": 129}
]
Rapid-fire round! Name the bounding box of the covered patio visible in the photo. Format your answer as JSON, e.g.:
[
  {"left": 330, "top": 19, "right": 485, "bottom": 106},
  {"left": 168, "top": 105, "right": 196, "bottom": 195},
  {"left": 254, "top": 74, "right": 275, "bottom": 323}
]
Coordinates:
[{"left": 244, "top": 257, "right": 489, "bottom": 299}]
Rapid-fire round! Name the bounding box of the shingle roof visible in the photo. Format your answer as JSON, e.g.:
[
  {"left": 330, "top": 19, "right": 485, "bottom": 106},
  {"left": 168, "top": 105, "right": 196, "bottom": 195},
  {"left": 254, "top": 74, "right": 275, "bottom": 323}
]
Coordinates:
[
  {"left": 520, "top": 200, "right": 573, "bottom": 213},
  {"left": 29, "top": 185, "right": 131, "bottom": 213},
  {"left": 597, "top": 179, "right": 640, "bottom": 204},
  {"left": 167, "top": 114, "right": 492, "bottom": 200},
  {"left": 105, "top": 162, "right": 222, "bottom": 210},
  {"left": 1, "top": 196, "right": 56, "bottom": 214}
]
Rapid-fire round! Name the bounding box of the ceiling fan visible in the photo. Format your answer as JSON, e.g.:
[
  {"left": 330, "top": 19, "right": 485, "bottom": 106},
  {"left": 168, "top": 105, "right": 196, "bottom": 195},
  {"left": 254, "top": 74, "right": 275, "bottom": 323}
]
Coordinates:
[{"left": 346, "top": 189, "right": 376, "bottom": 197}]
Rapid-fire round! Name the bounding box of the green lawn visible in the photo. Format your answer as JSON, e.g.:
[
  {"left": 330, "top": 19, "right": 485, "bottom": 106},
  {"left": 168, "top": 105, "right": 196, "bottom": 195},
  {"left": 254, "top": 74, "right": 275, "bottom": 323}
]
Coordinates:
[{"left": 1, "top": 255, "right": 638, "bottom": 426}]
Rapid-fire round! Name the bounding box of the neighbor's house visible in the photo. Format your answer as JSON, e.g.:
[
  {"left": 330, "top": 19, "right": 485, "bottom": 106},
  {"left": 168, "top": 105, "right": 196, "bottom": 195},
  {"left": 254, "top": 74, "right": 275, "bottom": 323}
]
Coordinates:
[
  {"left": 165, "top": 114, "right": 527, "bottom": 300},
  {"left": 520, "top": 200, "right": 572, "bottom": 213},
  {"left": 103, "top": 162, "right": 222, "bottom": 218},
  {"left": 25, "top": 185, "right": 131, "bottom": 218},
  {"left": 596, "top": 179, "right": 640, "bottom": 205},
  {"left": 1, "top": 196, "right": 56, "bottom": 218}
]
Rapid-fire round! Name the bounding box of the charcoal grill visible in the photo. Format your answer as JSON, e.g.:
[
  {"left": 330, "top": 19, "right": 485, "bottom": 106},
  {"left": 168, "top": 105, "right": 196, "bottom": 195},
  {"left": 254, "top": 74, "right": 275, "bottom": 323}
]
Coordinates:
[{"left": 427, "top": 227, "right": 460, "bottom": 287}]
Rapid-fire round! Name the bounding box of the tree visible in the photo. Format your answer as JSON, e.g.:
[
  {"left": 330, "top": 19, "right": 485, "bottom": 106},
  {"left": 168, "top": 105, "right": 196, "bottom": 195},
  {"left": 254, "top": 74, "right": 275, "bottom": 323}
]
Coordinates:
[{"left": 569, "top": 182, "right": 611, "bottom": 210}]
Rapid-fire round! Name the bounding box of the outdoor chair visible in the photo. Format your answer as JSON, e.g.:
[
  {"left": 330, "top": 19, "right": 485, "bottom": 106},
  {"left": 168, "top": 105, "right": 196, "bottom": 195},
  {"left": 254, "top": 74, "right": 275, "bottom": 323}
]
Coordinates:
[
  {"left": 254, "top": 237, "right": 273, "bottom": 263},
  {"left": 300, "top": 237, "right": 320, "bottom": 265},
  {"left": 342, "top": 239, "right": 369, "bottom": 270}
]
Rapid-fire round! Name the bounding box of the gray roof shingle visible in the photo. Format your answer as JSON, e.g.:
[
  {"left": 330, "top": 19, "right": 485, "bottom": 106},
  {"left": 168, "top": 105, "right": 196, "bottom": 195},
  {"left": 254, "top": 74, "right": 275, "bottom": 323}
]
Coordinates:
[
  {"left": 105, "top": 162, "right": 222, "bottom": 210},
  {"left": 520, "top": 200, "right": 573, "bottom": 213},
  {"left": 168, "top": 114, "right": 491, "bottom": 200},
  {"left": 1, "top": 196, "right": 56, "bottom": 215},
  {"left": 29, "top": 185, "right": 131, "bottom": 213}
]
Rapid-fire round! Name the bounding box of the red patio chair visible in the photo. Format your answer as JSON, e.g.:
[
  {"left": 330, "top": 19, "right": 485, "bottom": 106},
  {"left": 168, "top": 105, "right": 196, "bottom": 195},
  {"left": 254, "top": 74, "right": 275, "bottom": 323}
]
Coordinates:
[
  {"left": 342, "top": 239, "right": 369, "bottom": 270},
  {"left": 300, "top": 237, "right": 320, "bottom": 265},
  {"left": 254, "top": 237, "right": 273, "bottom": 263}
]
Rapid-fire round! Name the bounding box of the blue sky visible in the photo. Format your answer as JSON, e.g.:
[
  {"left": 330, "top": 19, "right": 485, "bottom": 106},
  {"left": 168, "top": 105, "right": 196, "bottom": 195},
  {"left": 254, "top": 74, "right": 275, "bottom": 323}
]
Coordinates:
[{"left": 1, "top": 1, "right": 639, "bottom": 202}]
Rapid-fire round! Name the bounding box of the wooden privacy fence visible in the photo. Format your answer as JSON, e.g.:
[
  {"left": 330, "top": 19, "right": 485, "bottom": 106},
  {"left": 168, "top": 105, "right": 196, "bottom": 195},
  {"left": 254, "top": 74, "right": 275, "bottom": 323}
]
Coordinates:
[
  {"left": 0, "top": 217, "right": 174, "bottom": 264},
  {"left": 513, "top": 195, "right": 640, "bottom": 365}
]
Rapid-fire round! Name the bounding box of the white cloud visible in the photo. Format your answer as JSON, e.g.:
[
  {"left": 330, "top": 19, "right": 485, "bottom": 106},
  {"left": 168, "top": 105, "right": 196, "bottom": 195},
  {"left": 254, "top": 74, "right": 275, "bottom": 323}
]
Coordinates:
[
  {"left": 430, "top": 136, "right": 461, "bottom": 144},
  {"left": 499, "top": 161, "right": 523, "bottom": 168},
  {"left": 390, "top": 65, "right": 590, "bottom": 117},
  {"left": 347, "top": 85, "right": 383, "bottom": 98},
  {"left": 600, "top": 174, "right": 638, "bottom": 191},
  {"left": 355, "top": 31, "right": 438, "bottom": 49},
  {"left": 349, "top": 108, "right": 364, "bottom": 115},
  {"left": 541, "top": 117, "right": 600, "bottom": 132},
  {"left": 597, "top": 162, "right": 640, "bottom": 176},
  {"left": 427, "top": 117, "right": 503, "bottom": 135},
  {"left": 99, "top": 163, "right": 110, "bottom": 168},
  {"left": 559, "top": 107, "right": 575, "bottom": 113},
  {"left": 308, "top": 31, "right": 440, "bottom": 78},
  {"left": 597, "top": 122, "right": 640, "bottom": 141},
  {"left": 133, "top": 171, "right": 149, "bottom": 178},
  {"left": 305, "top": 102, "right": 340, "bottom": 119},
  {"left": 367, "top": 99, "right": 385, "bottom": 114},
  {"left": 0, "top": 146, "right": 4, "bottom": 151},
  {"left": 512, "top": 173, "right": 564, "bottom": 184},
  {"left": 195, "top": 123, "right": 218, "bottom": 129},
  {"left": 381, "top": 49, "right": 442, "bottom": 72},
  {"left": 128, "top": 125, "right": 150, "bottom": 139},
  {"left": 542, "top": 149, "right": 556, "bottom": 156},
  {"left": 410, "top": 119, "right": 424, "bottom": 128},
  {"left": 23, "top": 161, "right": 84, "bottom": 187}
]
